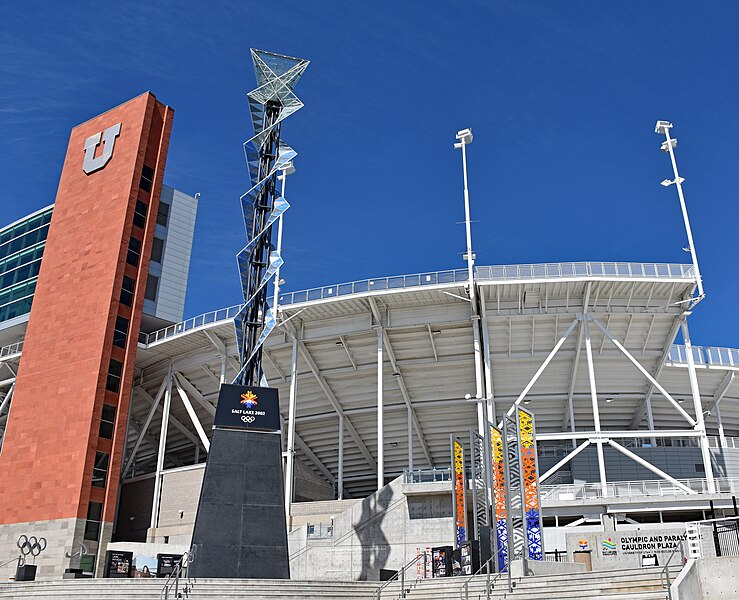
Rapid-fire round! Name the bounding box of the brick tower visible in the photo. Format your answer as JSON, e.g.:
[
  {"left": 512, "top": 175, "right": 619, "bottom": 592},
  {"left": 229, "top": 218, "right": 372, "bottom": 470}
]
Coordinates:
[{"left": 0, "top": 93, "right": 173, "bottom": 578}]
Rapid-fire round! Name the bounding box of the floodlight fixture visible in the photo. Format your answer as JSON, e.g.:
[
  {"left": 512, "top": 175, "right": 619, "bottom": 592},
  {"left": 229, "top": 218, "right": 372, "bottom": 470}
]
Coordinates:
[
  {"left": 655, "top": 120, "right": 673, "bottom": 135},
  {"left": 661, "top": 139, "right": 678, "bottom": 153},
  {"left": 455, "top": 128, "right": 473, "bottom": 145}
]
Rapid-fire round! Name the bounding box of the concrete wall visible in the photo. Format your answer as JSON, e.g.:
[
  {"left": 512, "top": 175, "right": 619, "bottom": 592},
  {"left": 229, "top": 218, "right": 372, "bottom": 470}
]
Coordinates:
[
  {"left": 0, "top": 517, "right": 92, "bottom": 580},
  {"left": 564, "top": 524, "right": 686, "bottom": 570},
  {"left": 288, "top": 476, "right": 453, "bottom": 581},
  {"left": 153, "top": 466, "right": 204, "bottom": 545},
  {"left": 673, "top": 556, "right": 739, "bottom": 599},
  {"left": 137, "top": 459, "right": 334, "bottom": 546}
]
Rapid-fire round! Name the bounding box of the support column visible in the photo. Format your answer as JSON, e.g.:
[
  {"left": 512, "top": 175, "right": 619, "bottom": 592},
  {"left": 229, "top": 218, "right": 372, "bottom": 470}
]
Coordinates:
[
  {"left": 682, "top": 321, "right": 716, "bottom": 493},
  {"left": 472, "top": 316, "right": 485, "bottom": 437},
  {"left": 220, "top": 353, "right": 227, "bottom": 384},
  {"left": 338, "top": 416, "right": 344, "bottom": 500},
  {"left": 583, "top": 317, "right": 608, "bottom": 497},
  {"left": 284, "top": 336, "right": 299, "bottom": 517},
  {"left": 716, "top": 402, "right": 727, "bottom": 448},
  {"left": 150, "top": 368, "right": 172, "bottom": 531},
  {"left": 646, "top": 398, "right": 656, "bottom": 446},
  {"left": 377, "top": 326, "right": 384, "bottom": 491},
  {"left": 480, "top": 294, "right": 495, "bottom": 424},
  {"left": 407, "top": 404, "right": 413, "bottom": 472}
]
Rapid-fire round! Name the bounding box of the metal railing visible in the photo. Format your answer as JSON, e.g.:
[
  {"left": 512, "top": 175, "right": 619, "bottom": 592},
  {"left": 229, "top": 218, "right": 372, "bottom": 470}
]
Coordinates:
[
  {"left": 161, "top": 549, "right": 195, "bottom": 600},
  {"left": 141, "top": 304, "right": 243, "bottom": 345},
  {"left": 688, "top": 515, "right": 739, "bottom": 560},
  {"left": 306, "top": 522, "right": 334, "bottom": 539},
  {"left": 137, "top": 261, "right": 699, "bottom": 347},
  {"left": 476, "top": 261, "right": 693, "bottom": 281},
  {"left": 0, "top": 554, "right": 23, "bottom": 570},
  {"left": 0, "top": 340, "right": 22, "bottom": 358},
  {"left": 279, "top": 262, "right": 694, "bottom": 307},
  {"left": 669, "top": 344, "right": 739, "bottom": 368},
  {"left": 373, "top": 552, "right": 428, "bottom": 600},
  {"left": 459, "top": 548, "right": 513, "bottom": 600},
  {"left": 543, "top": 549, "right": 567, "bottom": 562},
  {"left": 541, "top": 477, "right": 739, "bottom": 502},
  {"left": 660, "top": 540, "right": 686, "bottom": 600},
  {"left": 404, "top": 467, "right": 452, "bottom": 483},
  {"left": 404, "top": 470, "right": 739, "bottom": 502}
]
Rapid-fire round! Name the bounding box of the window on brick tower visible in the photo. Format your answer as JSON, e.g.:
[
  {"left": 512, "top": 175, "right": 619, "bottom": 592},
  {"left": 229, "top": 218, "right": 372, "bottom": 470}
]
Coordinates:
[
  {"left": 106, "top": 358, "right": 123, "bottom": 393},
  {"left": 84, "top": 502, "right": 103, "bottom": 541},
  {"left": 140, "top": 164, "right": 154, "bottom": 193},
  {"left": 133, "top": 199, "right": 148, "bottom": 229},
  {"left": 99, "top": 404, "right": 116, "bottom": 439},
  {"left": 113, "top": 315, "right": 129, "bottom": 348},
  {"left": 126, "top": 237, "right": 142, "bottom": 267},
  {"left": 92, "top": 452, "right": 110, "bottom": 488},
  {"left": 120, "top": 275, "right": 135, "bottom": 307}
]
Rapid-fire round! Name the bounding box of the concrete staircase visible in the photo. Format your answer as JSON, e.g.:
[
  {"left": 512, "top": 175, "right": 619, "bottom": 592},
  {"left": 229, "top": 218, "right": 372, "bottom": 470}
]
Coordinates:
[
  {"left": 0, "top": 566, "right": 678, "bottom": 599},
  {"left": 0, "top": 578, "right": 378, "bottom": 599},
  {"left": 380, "top": 566, "right": 678, "bottom": 599}
]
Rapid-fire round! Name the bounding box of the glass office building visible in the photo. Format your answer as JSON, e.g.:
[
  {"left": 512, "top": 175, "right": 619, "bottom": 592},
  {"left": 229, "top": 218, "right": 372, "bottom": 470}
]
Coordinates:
[{"left": 0, "top": 205, "right": 53, "bottom": 325}]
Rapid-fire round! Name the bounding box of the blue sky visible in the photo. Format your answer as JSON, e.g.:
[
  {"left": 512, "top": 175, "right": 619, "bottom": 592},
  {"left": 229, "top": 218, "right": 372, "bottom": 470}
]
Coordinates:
[{"left": 1, "top": 1, "right": 738, "bottom": 346}]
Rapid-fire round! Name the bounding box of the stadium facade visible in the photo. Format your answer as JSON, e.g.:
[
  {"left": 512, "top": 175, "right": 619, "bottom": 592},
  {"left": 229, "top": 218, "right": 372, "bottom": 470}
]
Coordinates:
[{"left": 1, "top": 95, "right": 738, "bottom": 581}]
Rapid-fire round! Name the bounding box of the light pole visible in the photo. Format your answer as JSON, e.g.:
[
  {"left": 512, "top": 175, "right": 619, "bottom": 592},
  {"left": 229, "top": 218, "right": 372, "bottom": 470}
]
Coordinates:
[
  {"left": 455, "top": 128, "right": 485, "bottom": 434},
  {"left": 655, "top": 120, "right": 704, "bottom": 304},
  {"left": 655, "top": 120, "right": 715, "bottom": 493}
]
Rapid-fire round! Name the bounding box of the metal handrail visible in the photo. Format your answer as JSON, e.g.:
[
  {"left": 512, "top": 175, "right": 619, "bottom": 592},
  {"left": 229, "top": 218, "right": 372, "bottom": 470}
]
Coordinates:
[
  {"left": 141, "top": 304, "right": 244, "bottom": 346},
  {"left": 0, "top": 555, "right": 22, "bottom": 570},
  {"left": 279, "top": 261, "right": 694, "bottom": 307},
  {"left": 459, "top": 549, "right": 513, "bottom": 600},
  {"left": 540, "top": 476, "right": 739, "bottom": 502},
  {"left": 660, "top": 540, "right": 686, "bottom": 600},
  {"left": 0, "top": 340, "right": 23, "bottom": 358},
  {"left": 403, "top": 473, "right": 739, "bottom": 502},
  {"left": 161, "top": 549, "right": 195, "bottom": 600},
  {"left": 669, "top": 344, "right": 739, "bottom": 368},
  {"left": 373, "top": 552, "right": 428, "bottom": 600}
]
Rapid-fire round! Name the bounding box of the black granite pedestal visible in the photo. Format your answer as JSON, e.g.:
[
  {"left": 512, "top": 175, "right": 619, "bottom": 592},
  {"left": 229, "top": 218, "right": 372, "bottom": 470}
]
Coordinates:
[{"left": 190, "top": 428, "right": 290, "bottom": 579}]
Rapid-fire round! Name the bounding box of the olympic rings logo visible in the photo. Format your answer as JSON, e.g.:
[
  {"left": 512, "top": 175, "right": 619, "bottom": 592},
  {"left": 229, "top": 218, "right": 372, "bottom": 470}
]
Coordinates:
[
  {"left": 17, "top": 535, "right": 47, "bottom": 557},
  {"left": 241, "top": 415, "right": 256, "bottom": 423}
]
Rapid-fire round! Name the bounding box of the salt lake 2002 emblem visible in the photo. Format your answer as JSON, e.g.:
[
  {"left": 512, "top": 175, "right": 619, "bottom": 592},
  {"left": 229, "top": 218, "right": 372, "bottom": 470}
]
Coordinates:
[{"left": 240, "top": 391, "right": 258, "bottom": 409}]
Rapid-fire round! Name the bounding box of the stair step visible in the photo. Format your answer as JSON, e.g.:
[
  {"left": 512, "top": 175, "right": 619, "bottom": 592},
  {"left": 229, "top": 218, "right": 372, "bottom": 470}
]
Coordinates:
[{"left": 0, "top": 566, "right": 676, "bottom": 600}]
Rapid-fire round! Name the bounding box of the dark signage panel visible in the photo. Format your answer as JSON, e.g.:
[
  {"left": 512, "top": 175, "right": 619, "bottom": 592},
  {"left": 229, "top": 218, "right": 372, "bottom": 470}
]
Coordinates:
[
  {"left": 104, "top": 550, "right": 133, "bottom": 578},
  {"left": 157, "top": 553, "right": 183, "bottom": 577},
  {"left": 214, "top": 385, "right": 281, "bottom": 432}
]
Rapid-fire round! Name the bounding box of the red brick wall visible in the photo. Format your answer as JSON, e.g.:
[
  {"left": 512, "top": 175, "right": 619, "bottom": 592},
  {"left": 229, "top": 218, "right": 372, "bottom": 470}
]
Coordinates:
[{"left": 0, "top": 92, "right": 173, "bottom": 526}]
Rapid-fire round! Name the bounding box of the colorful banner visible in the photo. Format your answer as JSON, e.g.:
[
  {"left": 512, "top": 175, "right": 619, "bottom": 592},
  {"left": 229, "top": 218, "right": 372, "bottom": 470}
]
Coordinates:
[
  {"left": 490, "top": 426, "right": 509, "bottom": 571},
  {"left": 452, "top": 438, "right": 467, "bottom": 548},
  {"left": 518, "top": 408, "right": 543, "bottom": 560}
]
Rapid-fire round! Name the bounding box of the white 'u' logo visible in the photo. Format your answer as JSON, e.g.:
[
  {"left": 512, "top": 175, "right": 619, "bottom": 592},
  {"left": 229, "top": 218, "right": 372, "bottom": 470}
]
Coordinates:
[{"left": 82, "top": 123, "right": 121, "bottom": 174}]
